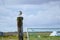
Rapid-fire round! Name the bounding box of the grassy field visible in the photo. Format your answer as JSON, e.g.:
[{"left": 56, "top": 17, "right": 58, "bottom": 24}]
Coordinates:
[
  {"left": 0, "top": 32, "right": 27, "bottom": 40},
  {"left": 29, "top": 32, "right": 60, "bottom": 40},
  {"left": 0, "top": 32, "right": 60, "bottom": 40},
  {"left": 0, "top": 35, "right": 18, "bottom": 40},
  {"left": 29, "top": 35, "right": 60, "bottom": 40}
]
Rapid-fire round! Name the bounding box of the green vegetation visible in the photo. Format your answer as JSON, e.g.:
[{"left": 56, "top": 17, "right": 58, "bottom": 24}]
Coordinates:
[
  {"left": 0, "top": 32, "right": 60, "bottom": 40},
  {"left": 29, "top": 32, "right": 60, "bottom": 40},
  {"left": 29, "top": 35, "right": 60, "bottom": 40},
  {"left": 0, "top": 35, "right": 18, "bottom": 40}
]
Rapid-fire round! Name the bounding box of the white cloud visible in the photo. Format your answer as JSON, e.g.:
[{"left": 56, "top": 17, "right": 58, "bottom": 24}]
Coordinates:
[
  {"left": 23, "top": 1, "right": 60, "bottom": 28},
  {"left": 0, "top": 0, "right": 60, "bottom": 5},
  {"left": 0, "top": 1, "right": 60, "bottom": 32}
]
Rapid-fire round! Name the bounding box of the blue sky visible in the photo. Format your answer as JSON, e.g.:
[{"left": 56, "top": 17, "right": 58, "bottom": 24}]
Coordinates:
[{"left": 0, "top": 0, "right": 60, "bottom": 32}]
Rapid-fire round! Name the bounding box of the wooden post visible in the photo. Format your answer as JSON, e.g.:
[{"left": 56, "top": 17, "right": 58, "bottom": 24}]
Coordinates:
[{"left": 17, "top": 11, "right": 23, "bottom": 40}]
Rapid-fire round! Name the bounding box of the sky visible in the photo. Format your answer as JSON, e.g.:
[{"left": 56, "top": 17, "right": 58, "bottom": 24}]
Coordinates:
[{"left": 0, "top": 0, "right": 60, "bottom": 32}]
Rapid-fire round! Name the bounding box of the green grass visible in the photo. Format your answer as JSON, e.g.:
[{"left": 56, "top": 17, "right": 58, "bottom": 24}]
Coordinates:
[
  {"left": 29, "top": 35, "right": 60, "bottom": 40},
  {"left": 0, "top": 32, "right": 60, "bottom": 40},
  {"left": 29, "top": 32, "right": 60, "bottom": 40},
  {"left": 0, "top": 35, "right": 18, "bottom": 40}
]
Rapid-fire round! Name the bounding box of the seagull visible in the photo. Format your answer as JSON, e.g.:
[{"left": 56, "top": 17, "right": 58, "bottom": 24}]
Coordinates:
[
  {"left": 19, "top": 11, "right": 22, "bottom": 15},
  {"left": 18, "top": 11, "right": 22, "bottom": 17}
]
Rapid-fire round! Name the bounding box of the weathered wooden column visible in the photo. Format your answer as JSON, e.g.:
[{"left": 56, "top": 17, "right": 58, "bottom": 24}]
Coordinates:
[{"left": 17, "top": 11, "right": 23, "bottom": 40}]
